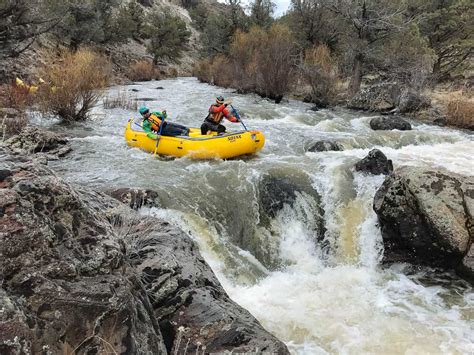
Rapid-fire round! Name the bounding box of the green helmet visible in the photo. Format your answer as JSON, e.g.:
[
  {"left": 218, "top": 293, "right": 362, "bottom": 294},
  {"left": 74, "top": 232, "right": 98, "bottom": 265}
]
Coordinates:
[
  {"left": 216, "top": 96, "right": 225, "bottom": 104},
  {"left": 139, "top": 106, "right": 149, "bottom": 115}
]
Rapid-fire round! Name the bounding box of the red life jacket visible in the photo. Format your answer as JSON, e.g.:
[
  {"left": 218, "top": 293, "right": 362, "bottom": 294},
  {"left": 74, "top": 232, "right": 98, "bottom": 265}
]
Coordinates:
[{"left": 208, "top": 104, "right": 226, "bottom": 123}]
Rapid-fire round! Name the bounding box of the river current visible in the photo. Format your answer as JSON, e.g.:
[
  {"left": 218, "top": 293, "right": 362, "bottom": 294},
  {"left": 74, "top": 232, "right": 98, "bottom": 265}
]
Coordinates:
[{"left": 40, "top": 77, "right": 473, "bottom": 354}]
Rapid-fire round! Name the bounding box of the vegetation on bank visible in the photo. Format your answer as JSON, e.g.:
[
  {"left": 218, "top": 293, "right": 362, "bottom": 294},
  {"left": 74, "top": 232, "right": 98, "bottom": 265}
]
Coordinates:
[
  {"left": 192, "top": 0, "right": 473, "bottom": 116},
  {"left": 0, "top": 0, "right": 191, "bottom": 80},
  {"left": 0, "top": 0, "right": 472, "bottom": 129}
]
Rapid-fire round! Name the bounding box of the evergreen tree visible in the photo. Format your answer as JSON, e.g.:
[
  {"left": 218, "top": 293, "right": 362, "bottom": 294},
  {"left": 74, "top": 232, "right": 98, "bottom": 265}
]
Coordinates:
[
  {"left": 144, "top": 10, "right": 191, "bottom": 63},
  {"left": 413, "top": 0, "right": 473, "bottom": 80},
  {"left": 249, "top": 0, "right": 275, "bottom": 28}
]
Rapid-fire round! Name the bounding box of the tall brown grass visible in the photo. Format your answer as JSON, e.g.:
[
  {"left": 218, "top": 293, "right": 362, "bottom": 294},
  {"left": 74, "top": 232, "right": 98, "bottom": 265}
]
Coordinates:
[
  {"left": 103, "top": 90, "right": 138, "bottom": 110},
  {"left": 126, "top": 60, "right": 160, "bottom": 81},
  {"left": 37, "top": 48, "right": 112, "bottom": 121},
  {"left": 446, "top": 92, "right": 474, "bottom": 129}
]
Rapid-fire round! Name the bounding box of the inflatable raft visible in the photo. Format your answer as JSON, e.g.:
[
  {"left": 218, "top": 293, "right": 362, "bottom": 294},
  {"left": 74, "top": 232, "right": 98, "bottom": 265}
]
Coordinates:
[{"left": 124, "top": 118, "right": 265, "bottom": 159}]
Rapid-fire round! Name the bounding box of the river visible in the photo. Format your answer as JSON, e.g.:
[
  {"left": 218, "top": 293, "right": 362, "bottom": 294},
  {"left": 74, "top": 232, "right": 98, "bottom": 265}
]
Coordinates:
[{"left": 40, "top": 77, "right": 473, "bottom": 354}]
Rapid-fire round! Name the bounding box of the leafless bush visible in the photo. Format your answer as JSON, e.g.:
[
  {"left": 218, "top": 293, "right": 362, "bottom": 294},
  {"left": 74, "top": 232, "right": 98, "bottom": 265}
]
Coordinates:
[
  {"left": 446, "top": 93, "right": 474, "bottom": 129},
  {"left": 229, "top": 27, "right": 263, "bottom": 92},
  {"left": 298, "top": 44, "right": 339, "bottom": 107},
  {"left": 251, "top": 24, "right": 296, "bottom": 103},
  {"left": 193, "top": 58, "right": 214, "bottom": 83},
  {"left": 194, "top": 24, "right": 296, "bottom": 103},
  {"left": 103, "top": 90, "right": 138, "bottom": 110},
  {"left": 37, "top": 48, "right": 112, "bottom": 121},
  {"left": 126, "top": 60, "right": 160, "bottom": 81},
  {"left": 210, "top": 55, "right": 233, "bottom": 87}
]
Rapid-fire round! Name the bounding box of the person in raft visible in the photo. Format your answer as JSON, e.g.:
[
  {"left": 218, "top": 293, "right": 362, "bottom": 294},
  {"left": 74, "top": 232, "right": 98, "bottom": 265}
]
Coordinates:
[
  {"left": 139, "top": 106, "right": 189, "bottom": 137},
  {"left": 201, "top": 96, "right": 240, "bottom": 135}
]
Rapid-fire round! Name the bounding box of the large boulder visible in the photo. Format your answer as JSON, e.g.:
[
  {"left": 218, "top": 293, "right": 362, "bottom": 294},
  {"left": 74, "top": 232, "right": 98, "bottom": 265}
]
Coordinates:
[
  {"left": 369, "top": 116, "right": 412, "bottom": 131},
  {"left": 398, "top": 89, "right": 431, "bottom": 113},
  {"left": 348, "top": 83, "right": 401, "bottom": 112},
  {"left": 254, "top": 171, "right": 325, "bottom": 268},
  {"left": 355, "top": 149, "right": 393, "bottom": 175},
  {"left": 127, "top": 219, "right": 289, "bottom": 354},
  {"left": 0, "top": 148, "right": 289, "bottom": 354},
  {"left": 4, "top": 126, "right": 71, "bottom": 158},
  {"left": 373, "top": 167, "right": 473, "bottom": 281},
  {"left": 307, "top": 140, "right": 344, "bottom": 152}
]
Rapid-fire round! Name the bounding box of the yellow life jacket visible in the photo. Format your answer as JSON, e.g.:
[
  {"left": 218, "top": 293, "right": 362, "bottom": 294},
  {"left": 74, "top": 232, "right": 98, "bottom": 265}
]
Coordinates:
[{"left": 148, "top": 113, "right": 163, "bottom": 131}]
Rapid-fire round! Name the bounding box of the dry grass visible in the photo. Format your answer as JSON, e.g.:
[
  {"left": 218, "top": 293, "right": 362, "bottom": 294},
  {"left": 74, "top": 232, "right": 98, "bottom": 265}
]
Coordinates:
[
  {"left": 1, "top": 113, "right": 28, "bottom": 140},
  {"left": 0, "top": 83, "right": 34, "bottom": 109},
  {"left": 126, "top": 60, "right": 160, "bottom": 81},
  {"left": 37, "top": 48, "right": 112, "bottom": 121},
  {"left": 103, "top": 90, "right": 138, "bottom": 110},
  {"left": 446, "top": 92, "right": 474, "bottom": 129}
]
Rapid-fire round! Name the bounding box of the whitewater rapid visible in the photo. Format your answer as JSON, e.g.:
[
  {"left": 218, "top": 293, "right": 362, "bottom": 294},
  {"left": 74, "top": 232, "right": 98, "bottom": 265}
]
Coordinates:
[{"left": 44, "top": 77, "right": 473, "bottom": 354}]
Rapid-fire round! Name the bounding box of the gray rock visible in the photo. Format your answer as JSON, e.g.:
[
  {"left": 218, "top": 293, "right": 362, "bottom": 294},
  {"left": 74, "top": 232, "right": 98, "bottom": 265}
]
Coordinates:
[
  {"left": 373, "top": 167, "right": 473, "bottom": 281},
  {"left": 106, "top": 187, "right": 161, "bottom": 209},
  {"left": 307, "top": 140, "right": 344, "bottom": 152},
  {"left": 348, "top": 83, "right": 401, "bottom": 112},
  {"left": 355, "top": 149, "right": 393, "bottom": 175},
  {"left": 0, "top": 149, "right": 289, "bottom": 354},
  {"left": 433, "top": 117, "right": 448, "bottom": 127},
  {"left": 4, "top": 126, "right": 71, "bottom": 157},
  {"left": 370, "top": 116, "right": 412, "bottom": 131},
  {"left": 255, "top": 171, "right": 325, "bottom": 267},
  {"left": 127, "top": 218, "right": 289, "bottom": 354},
  {"left": 398, "top": 90, "right": 431, "bottom": 113}
]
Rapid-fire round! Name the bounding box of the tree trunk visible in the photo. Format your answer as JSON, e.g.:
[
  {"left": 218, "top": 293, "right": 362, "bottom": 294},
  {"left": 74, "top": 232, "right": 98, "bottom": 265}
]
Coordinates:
[{"left": 349, "top": 54, "right": 363, "bottom": 96}]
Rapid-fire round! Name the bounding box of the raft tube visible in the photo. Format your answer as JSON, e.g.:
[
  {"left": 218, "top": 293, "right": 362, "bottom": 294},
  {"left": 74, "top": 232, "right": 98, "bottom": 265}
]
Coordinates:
[{"left": 124, "top": 118, "right": 265, "bottom": 159}]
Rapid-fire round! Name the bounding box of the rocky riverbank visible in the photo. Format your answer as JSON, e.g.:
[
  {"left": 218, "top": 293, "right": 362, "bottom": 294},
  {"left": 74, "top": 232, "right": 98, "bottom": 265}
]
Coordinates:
[{"left": 0, "top": 146, "right": 288, "bottom": 354}]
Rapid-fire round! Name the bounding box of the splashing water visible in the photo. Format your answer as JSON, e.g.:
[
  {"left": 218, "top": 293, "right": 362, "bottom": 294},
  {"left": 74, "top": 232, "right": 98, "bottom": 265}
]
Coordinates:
[{"left": 45, "top": 78, "right": 474, "bottom": 354}]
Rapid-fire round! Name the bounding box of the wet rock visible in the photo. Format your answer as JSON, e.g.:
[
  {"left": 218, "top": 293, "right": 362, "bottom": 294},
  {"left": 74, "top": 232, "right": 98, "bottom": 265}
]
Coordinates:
[
  {"left": 0, "top": 150, "right": 165, "bottom": 354},
  {"left": 255, "top": 171, "right": 325, "bottom": 268},
  {"left": 398, "top": 90, "right": 431, "bottom": 113},
  {"left": 258, "top": 171, "right": 325, "bottom": 228},
  {"left": 106, "top": 187, "right": 161, "bottom": 209},
  {"left": 458, "top": 244, "right": 474, "bottom": 283},
  {"left": 259, "top": 175, "right": 298, "bottom": 219},
  {"left": 348, "top": 83, "right": 401, "bottom": 112},
  {"left": 155, "top": 87, "right": 164, "bottom": 90},
  {"left": 355, "top": 149, "right": 393, "bottom": 175},
  {"left": 433, "top": 117, "right": 448, "bottom": 127},
  {"left": 131, "top": 88, "right": 140, "bottom": 92},
  {"left": 373, "top": 167, "right": 473, "bottom": 282},
  {"left": 0, "top": 149, "right": 289, "bottom": 353},
  {"left": 138, "top": 0, "right": 154, "bottom": 7},
  {"left": 4, "top": 126, "right": 71, "bottom": 158},
  {"left": 369, "top": 116, "right": 412, "bottom": 131},
  {"left": 307, "top": 140, "right": 344, "bottom": 152},
  {"left": 127, "top": 218, "right": 289, "bottom": 354}
]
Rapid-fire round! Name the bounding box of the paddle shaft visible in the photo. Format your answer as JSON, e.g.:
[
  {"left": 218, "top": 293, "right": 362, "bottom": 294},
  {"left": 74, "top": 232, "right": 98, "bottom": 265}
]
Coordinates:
[
  {"left": 153, "top": 116, "right": 166, "bottom": 156},
  {"left": 230, "top": 105, "right": 247, "bottom": 131}
]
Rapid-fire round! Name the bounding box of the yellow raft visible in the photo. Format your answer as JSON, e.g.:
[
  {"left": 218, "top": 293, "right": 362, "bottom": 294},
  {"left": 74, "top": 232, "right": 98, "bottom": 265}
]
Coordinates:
[{"left": 124, "top": 118, "right": 265, "bottom": 159}]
